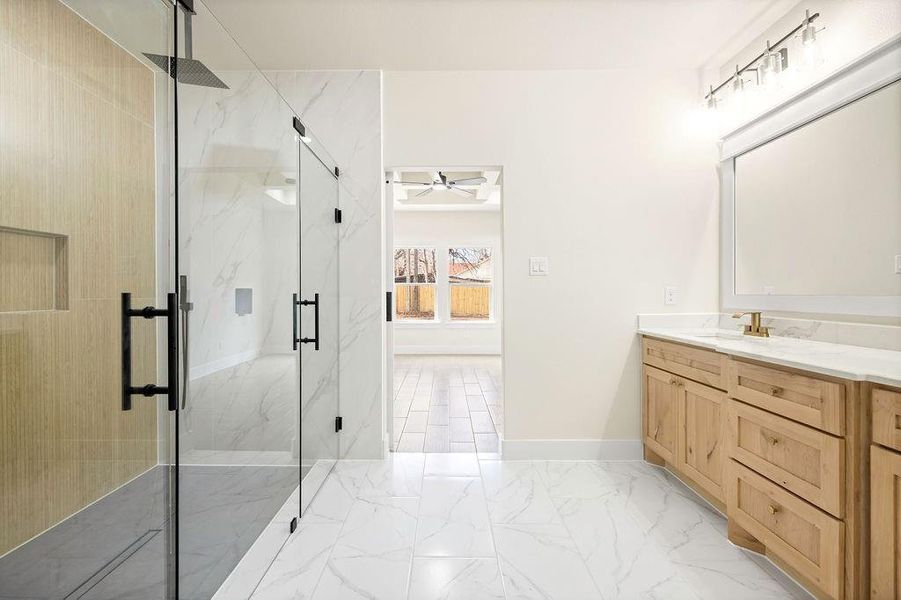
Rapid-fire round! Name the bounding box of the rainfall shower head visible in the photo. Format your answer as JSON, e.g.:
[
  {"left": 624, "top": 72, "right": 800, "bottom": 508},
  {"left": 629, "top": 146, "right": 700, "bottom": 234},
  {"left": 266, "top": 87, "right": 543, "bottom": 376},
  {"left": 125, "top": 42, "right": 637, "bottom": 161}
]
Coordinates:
[
  {"left": 143, "top": 0, "right": 229, "bottom": 89},
  {"left": 142, "top": 53, "right": 229, "bottom": 89}
]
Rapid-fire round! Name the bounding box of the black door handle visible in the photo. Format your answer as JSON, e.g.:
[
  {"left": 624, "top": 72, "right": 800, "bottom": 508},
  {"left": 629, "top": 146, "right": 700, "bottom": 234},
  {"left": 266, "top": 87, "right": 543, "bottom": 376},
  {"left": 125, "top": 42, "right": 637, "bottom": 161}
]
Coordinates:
[
  {"left": 121, "top": 292, "right": 177, "bottom": 411},
  {"left": 294, "top": 292, "right": 320, "bottom": 351}
]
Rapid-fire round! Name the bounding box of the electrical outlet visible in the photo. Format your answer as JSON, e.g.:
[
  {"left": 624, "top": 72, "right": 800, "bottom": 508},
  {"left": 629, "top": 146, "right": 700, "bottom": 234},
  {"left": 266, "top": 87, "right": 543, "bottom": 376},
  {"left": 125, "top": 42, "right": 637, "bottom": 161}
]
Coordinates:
[
  {"left": 664, "top": 286, "right": 679, "bottom": 305},
  {"left": 529, "top": 257, "right": 548, "bottom": 276},
  {"left": 763, "top": 286, "right": 776, "bottom": 295},
  {"left": 895, "top": 255, "right": 901, "bottom": 274}
]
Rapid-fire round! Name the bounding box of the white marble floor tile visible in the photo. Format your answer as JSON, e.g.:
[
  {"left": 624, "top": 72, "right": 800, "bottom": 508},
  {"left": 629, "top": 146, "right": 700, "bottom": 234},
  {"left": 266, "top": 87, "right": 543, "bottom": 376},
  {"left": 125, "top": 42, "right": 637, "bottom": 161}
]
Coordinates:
[
  {"left": 415, "top": 477, "right": 495, "bottom": 558},
  {"left": 408, "top": 558, "right": 505, "bottom": 600},
  {"left": 424, "top": 453, "right": 480, "bottom": 477},
  {"left": 251, "top": 523, "right": 341, "bottom": 600},
  {"left": 251, "top": 451, "right": 807, "bottom": 600},
  {"left": 480, "top": 460, "right": 561, "bottom": 525},
  {"left": 358, "top": 453, "right": 425, "bottom": 498},
  {"left": 533, "top": 461, "right": 611, "bottom": 499},
  {"left": 312, "top": 497, "right": 419, "bottom": 600},
  {"left": 493, "top": 523, "right": 602, "bottom": 600}
]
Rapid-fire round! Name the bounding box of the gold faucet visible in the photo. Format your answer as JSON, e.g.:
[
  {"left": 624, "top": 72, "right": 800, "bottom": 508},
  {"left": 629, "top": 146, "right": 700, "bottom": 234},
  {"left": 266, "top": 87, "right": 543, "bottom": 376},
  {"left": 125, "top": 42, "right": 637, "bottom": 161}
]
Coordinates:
[{"left": 732, "top": 311, "right": 769, "bottom": 337}]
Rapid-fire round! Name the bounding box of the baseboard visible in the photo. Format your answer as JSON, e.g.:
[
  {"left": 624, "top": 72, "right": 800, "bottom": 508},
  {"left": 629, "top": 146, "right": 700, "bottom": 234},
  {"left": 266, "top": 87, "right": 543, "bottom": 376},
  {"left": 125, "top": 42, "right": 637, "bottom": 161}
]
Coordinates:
[
  {"left": 500, "top": 438, "right": 643, "bottom": 460},
  {"left": 394, "top": 344, "right": 501, "bottom": 355}
]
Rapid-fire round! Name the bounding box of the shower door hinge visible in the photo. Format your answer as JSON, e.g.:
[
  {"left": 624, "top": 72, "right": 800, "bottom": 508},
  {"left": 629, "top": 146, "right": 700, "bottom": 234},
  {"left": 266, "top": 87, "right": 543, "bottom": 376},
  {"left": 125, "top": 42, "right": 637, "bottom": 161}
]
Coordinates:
[
  {"left": 177, "top": 0, "right": 195, "bottom": 15},
  {"left": 334, "top": 166, "right": 340, "bottom": 177},
  {"left": 289, "top": 517, "right": 298, "bottom": 534},
  {"left": 386, "top": 291, "right": 393, "bottom": 322},
  {"left": 335, "top": 416, "right": 343, "bottom": 433},
  {"left": 334, "top": 208, "right": 342, "bottom": 223}
]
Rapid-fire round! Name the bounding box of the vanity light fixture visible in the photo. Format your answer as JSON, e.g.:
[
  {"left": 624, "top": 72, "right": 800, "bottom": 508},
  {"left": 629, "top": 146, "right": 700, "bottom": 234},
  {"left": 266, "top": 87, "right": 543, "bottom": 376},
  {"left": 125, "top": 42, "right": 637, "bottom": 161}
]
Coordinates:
[{"left": 702, "top": 10, "right": 821, "bottom": 108}]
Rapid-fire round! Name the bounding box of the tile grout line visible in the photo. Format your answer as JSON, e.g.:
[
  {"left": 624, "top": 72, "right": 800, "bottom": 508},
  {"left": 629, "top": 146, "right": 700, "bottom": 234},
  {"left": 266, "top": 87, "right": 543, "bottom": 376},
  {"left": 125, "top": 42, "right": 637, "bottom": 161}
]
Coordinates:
[
  {"left": 403, "top": 454, "right": 427, "bottom": 600},
  {"left": 475, "top": 455, "right": 510, "bottom": 600}
]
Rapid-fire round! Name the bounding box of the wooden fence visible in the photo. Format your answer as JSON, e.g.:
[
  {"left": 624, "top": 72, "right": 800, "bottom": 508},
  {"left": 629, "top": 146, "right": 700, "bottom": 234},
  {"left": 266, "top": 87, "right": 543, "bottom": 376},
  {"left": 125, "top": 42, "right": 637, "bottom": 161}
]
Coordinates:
[{"left": 395, "top": 285, "right": 490, "bottom": 319}]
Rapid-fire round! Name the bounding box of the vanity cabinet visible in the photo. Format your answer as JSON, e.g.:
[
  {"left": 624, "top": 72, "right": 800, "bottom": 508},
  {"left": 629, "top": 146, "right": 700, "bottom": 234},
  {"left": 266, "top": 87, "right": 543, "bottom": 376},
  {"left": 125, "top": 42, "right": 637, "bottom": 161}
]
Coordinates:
[
  {"left": 641, "top": 335, "right": 874, "bottom": 600},
  {"left": 871, "top": 386, "right": 901, "bottom": 599},
  {"left": 642, "top": 338, "right": 727, "bottom": 506}
]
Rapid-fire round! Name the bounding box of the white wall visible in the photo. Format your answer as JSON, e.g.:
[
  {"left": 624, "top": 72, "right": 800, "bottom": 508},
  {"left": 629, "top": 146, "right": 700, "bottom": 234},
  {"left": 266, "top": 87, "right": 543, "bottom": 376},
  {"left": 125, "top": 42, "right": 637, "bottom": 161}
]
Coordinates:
[
  {"left": 393, "top": 210, "right": 503, "bottom": 354},
  {"left": 385, "top": 70, "right": 719, "bottom": 446}
]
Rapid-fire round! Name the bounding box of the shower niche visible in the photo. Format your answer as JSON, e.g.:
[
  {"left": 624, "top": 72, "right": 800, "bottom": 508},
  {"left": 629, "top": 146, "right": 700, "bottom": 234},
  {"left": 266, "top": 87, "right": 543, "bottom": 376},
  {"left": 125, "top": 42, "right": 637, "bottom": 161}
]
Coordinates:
[{"left": 0, "top": 227, "right": 68, "bottom": 312}]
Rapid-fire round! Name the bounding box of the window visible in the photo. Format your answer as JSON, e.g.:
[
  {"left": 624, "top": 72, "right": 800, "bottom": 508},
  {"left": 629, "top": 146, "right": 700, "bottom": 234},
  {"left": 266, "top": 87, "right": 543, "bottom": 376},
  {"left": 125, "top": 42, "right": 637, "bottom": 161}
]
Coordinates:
[
  {"left": 448, "top": 247, "right": 492, "bottom": 321},
  {"left": 394, "top": 247, "right": 437, "bottom": 320}
]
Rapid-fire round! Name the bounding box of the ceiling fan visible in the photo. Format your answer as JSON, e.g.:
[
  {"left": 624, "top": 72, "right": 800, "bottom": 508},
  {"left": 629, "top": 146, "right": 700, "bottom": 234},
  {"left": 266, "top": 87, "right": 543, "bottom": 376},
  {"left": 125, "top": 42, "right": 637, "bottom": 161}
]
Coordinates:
[{"left": 393, "top": 171, "right": 487, "bottom": 198}]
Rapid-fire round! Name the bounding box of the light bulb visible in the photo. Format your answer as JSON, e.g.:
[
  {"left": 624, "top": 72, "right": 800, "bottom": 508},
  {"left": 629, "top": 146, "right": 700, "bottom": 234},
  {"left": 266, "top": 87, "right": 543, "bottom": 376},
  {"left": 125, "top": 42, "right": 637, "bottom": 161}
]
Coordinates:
[
  {"left": 759, "top": 41, "right": 784, "bottom": 90},
  {"left": 799, "top": 10, "right": 824, "bottom": 69}
]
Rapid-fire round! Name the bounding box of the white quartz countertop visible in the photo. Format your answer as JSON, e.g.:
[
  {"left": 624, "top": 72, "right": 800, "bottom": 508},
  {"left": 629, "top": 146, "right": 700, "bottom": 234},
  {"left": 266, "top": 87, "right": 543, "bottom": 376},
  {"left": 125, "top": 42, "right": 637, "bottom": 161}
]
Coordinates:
[{"left": 638, "top": 327, "right": 901, "bottom": 388}]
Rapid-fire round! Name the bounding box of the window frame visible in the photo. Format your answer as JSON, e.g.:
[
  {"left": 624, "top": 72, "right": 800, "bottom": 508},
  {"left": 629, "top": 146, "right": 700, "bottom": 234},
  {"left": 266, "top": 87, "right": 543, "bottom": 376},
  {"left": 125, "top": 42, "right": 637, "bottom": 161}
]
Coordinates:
[
  {"left": 447, "top": 246, "right": 494, "bottom": 323},
  {"left": 393, "top": 246, "right": 438, "bottom": 322}
]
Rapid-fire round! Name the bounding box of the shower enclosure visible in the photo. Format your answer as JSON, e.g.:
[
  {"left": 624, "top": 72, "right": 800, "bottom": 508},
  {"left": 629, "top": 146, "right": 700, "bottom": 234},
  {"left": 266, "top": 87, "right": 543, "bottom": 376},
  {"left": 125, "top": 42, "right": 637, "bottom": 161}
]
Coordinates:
[{"left": 0, "top": 0, "right": 341, "bottom": 597}]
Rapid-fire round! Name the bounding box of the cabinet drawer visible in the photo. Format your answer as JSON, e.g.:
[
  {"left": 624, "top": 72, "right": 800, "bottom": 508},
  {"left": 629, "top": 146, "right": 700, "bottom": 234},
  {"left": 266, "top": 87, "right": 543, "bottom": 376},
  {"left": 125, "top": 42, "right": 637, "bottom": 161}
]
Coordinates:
[
  {"left": 727, "top": 460, "right": 844, "bottom": 600},
  {"left": 873, "top": 387, "right": 901, "bottom": 453},
  {"left": 642, "top": 337, "right": 727, "bottom": 390},
  {"left": 727, "top": 359, "right": 845, "bottom": 435},
  {"left": 726, "top": 400, "right": 844, "bottom": 518}
]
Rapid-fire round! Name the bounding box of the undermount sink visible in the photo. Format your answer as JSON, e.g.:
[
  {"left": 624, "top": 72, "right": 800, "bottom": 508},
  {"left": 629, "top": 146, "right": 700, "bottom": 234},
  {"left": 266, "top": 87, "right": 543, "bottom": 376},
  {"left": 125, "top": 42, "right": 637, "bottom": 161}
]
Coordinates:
[{"left": 690, "top": 330, "right": 745, "bottom": 340}]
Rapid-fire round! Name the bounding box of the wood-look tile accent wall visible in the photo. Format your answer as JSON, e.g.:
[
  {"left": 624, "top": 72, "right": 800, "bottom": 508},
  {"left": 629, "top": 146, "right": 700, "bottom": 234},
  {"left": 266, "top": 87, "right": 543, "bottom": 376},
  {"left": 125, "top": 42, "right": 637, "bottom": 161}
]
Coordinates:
[{"left": 0, "top": 0, "right": 158, "bottom": 555}]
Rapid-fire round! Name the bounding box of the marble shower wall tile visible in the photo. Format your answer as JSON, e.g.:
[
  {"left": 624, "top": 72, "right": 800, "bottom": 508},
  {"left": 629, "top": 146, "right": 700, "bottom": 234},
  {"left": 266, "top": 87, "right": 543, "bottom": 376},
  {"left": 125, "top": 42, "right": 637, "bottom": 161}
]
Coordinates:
[{"left": 267, "top": 71, "right": 384, "bottom": 459}]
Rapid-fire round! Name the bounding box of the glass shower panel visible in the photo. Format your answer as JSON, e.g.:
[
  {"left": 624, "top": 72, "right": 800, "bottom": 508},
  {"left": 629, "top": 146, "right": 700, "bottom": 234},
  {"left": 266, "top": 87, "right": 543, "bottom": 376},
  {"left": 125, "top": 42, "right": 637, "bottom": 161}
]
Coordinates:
[
  {"left": 0, "top": 0, "right": 177, "bottom": 598},
  {"left": 298, "top": 142, "right": 340, "bottom": 513},
  {"left": 175, "top": 0, "right": 300, "bottom": 597}
]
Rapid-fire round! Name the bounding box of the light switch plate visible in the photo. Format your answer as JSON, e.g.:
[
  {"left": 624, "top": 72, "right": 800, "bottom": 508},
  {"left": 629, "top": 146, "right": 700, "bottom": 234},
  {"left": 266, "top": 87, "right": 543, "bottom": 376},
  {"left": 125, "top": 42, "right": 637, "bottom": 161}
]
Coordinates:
[
  {"left": 664, "top": 286, "right": 679, "bottom": 305},
  {"left": 895, "top": 255, "right": 901, "bottom": 274},
  {"left": 529, "top": 257, "right": 548, "bottom": 276}
]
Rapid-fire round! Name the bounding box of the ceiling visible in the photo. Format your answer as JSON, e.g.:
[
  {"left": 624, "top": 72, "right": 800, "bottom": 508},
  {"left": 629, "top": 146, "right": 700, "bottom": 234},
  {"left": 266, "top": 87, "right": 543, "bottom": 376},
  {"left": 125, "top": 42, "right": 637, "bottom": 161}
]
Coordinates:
[{"left": 202, "top": 0, "right": 787, "bottom": 71}]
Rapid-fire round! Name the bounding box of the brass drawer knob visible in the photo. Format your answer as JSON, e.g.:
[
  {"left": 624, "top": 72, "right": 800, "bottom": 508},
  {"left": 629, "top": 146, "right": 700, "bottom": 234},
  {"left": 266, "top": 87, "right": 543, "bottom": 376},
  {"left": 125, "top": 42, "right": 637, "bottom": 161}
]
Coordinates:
[
  {"left": 769, "top": 436, "right": 779, "bottom": 446},
  {"left": 767, "top": 504, "right": 779, "bottom": 515},
  {"left": 771, "top": 386, "right": 784, "bottom": 396}
]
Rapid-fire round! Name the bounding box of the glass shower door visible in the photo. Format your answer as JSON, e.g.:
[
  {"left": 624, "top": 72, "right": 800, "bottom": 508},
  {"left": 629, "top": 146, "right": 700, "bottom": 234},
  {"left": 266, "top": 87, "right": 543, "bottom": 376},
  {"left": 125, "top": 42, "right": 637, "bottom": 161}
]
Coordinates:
[
  {"left": 298, "top": 140, "right": 341, "bottom": 513},
  {"left": 0, "top": 0, "right": 177, "bottom": 598},
  {"left": 174, "top": 0, "right": 301, "bottom": 597}
]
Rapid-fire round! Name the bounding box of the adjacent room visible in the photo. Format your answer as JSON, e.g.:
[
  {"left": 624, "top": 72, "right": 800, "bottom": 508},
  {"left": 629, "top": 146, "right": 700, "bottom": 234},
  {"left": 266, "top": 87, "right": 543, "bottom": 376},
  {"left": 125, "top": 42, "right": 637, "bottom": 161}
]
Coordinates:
[
  {"left": 389, "top": 168, "right": 504, "bottom": 454},
  {"left": 0, "top": 1, "right": 899, "bottom": 599}
]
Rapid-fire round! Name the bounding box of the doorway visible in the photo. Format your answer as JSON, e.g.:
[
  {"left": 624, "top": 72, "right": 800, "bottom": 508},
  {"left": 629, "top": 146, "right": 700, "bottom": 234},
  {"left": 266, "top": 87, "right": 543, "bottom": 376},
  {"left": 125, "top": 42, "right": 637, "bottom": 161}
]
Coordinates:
[{"left": 386, "top": 168, "right": 504, "bottom": 454}]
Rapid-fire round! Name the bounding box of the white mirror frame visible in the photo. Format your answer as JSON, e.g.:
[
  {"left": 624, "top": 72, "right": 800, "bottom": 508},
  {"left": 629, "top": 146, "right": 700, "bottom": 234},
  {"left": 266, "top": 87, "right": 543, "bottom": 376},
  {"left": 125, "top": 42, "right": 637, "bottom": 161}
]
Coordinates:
[{"left": 720, "top": 35, "right": 901, "bottom": 317}]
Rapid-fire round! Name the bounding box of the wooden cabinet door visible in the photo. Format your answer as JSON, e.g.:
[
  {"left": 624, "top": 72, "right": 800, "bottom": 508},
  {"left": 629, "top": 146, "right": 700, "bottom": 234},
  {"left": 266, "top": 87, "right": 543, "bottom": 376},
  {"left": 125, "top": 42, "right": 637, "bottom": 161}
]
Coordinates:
[
  {"left": 679, "top": 380, "right": 726, "bottom": 502},
  {"left": 643, "top": 365, "right": 681, "bottom": 463},
  {"left": 871, "top": 445, "right": 901, "bottom": 599}
]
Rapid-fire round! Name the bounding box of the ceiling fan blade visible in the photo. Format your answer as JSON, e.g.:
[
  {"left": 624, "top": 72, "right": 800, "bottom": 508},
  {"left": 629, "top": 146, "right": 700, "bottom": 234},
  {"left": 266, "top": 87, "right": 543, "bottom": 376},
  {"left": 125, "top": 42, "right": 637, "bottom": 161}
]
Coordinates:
[
  {"left": 448, "top": 186, "right": 475, "bottom": 197},
  {"left": 447, "top": 176, "right": 487, "bottom": 186},
  {"left": 393, "top": 181, "right": 432, "bottom": 186},
  {"left": 414, "top": 187, "right": 434, "bottom": 198}
]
